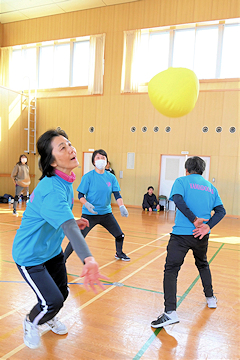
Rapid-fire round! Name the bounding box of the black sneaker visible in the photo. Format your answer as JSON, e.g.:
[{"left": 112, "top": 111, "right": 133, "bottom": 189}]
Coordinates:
[
  {"left": 13, "top": 209, "right": 18, "bottom": 216},
  {"left": 115, "top": 252, "right": 130, "bottom": 261},
  {"left": 151, "top": 311, "right": 179, "bottom": 328}
]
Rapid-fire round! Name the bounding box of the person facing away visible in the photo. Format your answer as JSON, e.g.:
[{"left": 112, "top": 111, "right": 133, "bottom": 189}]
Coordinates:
[
  {"left": 151, "top": 156, "right": 226, "bottom": 328},
  {"left": 12, "top": 129, "right": 108, "bottom": 350},
  {"left": 105, "top": 160, "right": 115, "bottom": 175},
  {"left": 142, "top": 186, "right": 160, "bottom": 212},
  {"left": 64, "top": 149, "right": 130, "bottom": 262},
  {"left": 11, "top": 154, "right": 31, "bottom": 215}
]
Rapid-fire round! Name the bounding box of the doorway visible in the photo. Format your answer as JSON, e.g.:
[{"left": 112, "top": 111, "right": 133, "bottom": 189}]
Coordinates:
[
  {"left": 83, "top": 152, "right": 94, "bottom": 175},
  {"left": 159, "top": 155, "right": 210, "bottom": 211}
]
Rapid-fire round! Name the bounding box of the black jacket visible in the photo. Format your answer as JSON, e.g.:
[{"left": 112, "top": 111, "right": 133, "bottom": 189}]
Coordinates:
[{"left": 142, "top": 193, "right": 158, "bottom": 209}]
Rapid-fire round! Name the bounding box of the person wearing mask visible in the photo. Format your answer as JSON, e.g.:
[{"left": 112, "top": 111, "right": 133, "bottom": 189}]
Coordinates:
[
  {"left": 64, "top": 149, "right": 130, "bottom": 262},
  {"left": 11, "top": 154, "right": 31, "bottom": 215}
]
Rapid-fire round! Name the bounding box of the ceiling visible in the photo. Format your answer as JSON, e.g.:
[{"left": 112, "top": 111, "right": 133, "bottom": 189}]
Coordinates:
[{"left": 0, "top": 0, "right": 140, "bottom": 24}]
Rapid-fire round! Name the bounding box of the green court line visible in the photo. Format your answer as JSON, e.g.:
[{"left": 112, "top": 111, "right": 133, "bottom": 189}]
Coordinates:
[
  {"left": 67, "top": 272, "right": 80, "bottom": 277},
  {"left": 121, "top": 284, "right": 181, "bottom": 298},
  {"left": 2, "top": 259, "right": 15, "bottom": 264},
  {"left": 67, "top": 276, "right": 181, "bottom": 297},
  {"left": 0, "top": 229, "right": 18, "bottom": 234},
  {"left": 132, "top": 243, "right": 224, "bottom": 360}
]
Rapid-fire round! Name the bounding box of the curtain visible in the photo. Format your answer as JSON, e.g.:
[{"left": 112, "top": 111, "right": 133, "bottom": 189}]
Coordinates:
[
  {"left": 0, "top": 47, "right": 12, "bottom": 87},
  {"left": 88, "top": 34, "right": 106, "bottom": 95},
  {"left": 121, "top": 29, "right": 141, "bottom": 93}
]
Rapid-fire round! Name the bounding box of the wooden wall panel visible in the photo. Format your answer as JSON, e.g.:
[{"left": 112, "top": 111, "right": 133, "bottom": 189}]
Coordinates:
[
  {"left": 112, "top": 4, "right": 130, "bottom": 32},
  {"left": 95, "top": 96, "right": 110, "bottom": 149},
  {"left": 152, "top": 111, "right": 170, "bottom": 154},
  {"left": 233, "top": 157, "right": 240, "bottom": 215},
  {"left": 1, "top": 0, "right": 240, "bottom": 214},
  {"left": 158, "top": 0, "right": 178, "bottom": 27},
  {"left": 166, "top": 117, "right": 187, "bottom": 154},
  {"left": 71, "top": 11, "right": 86, "bottom": 36},
  {"left": 193, "top": 0, "right": 213, "bottom": 22},
  {"left": 0, "top": 23, "right": 2, "bottom": 46},
  {"left": 2, "top": 0, "right": 237, "bottom": 46},
  {"left": 211, "top": 0, "right": 231, "bottom": 21},
  {"left": 140, "top": 0, "right": 158, "bottom": 29},
  {"left": 183, "top": 96, "right": 205, "bottom": 155},
  {"left": 220, "top": 91, "right": 239, "bottom": 156},
  {"left": 176, "top": 0, "right": 195, "bottom": 25},
  {"left": 134, "top": 152, "right": 152, "bottom": 205},
  {"left": 127, "top": 1, "right": 144, "bottom": 30}
]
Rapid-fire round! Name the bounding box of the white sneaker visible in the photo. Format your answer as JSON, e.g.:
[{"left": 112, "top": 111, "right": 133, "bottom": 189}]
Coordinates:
[
  {"left": 206, "top": 296, "right": 217, "bottom": 308},
  {"left": 151, "top": 311, "right": 179, "bottom": 328},
  {"left": 46, "top": 316, "right": 68, "bottom": 335},
  {"left": 23, "top": 316, "right": 40, "bottom": 349}
]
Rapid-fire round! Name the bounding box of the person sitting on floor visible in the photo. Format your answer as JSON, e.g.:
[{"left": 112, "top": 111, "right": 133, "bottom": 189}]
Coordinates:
[{"left": 142, "top": 186, "right": 160, "bottom": 212}]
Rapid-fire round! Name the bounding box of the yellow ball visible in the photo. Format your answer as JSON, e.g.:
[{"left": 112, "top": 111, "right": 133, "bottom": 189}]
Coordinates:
[{"left": 148, "top": 67, "right": 199, "bottom": 118}]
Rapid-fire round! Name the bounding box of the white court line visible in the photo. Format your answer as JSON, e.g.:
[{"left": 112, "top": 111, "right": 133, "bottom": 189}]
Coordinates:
[
  {"left": 71, "top": 233, "right": 168, "bottom": 276},
  {"left": 0, "top": 249, "right": 167, "bottom": 360}
]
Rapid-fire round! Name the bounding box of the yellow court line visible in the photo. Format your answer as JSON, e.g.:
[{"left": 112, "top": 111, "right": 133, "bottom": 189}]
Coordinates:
[
  {"left": 78, "top": 234, "right": 167, "bottom": 247},
  {"left": 0, "top": 344, "right": 26, "bottom": 360},
  {"left": 0, "top": 234, "right": 169, "bottom": 322},
  {"left": 0, "top": 302, "right": 36, "bottom": 321},
  {"left": 0, "top": 249, "right": 167, "bottom": 360},
  {"left": 63, "top": 249, "right": 167, "bottom": 318},
  {"left": 0, "top": 234, "right": 169, "bottom": 358},
  {"left": 69, "top": 237, "right": 168, "bottom": 299},
  {"left": 0, "top": 223, "right": 20, "bottom": 227}
]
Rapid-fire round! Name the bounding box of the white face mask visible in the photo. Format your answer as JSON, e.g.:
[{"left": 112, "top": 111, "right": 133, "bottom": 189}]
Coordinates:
[
  {"left": 21, "top": 158, "right": 27, "bottom": 164},
  {"left": 95, "top": 159, "right": 107, "bottom": 170}
]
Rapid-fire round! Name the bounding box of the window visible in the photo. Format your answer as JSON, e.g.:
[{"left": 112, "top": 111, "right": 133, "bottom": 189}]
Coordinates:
[
  {"left": 10, "top": 48, "right": 37, "bottom": 90},
  {"left": 39, "top": 43, "right": 71, "bottom": 88},
  {"left": 72, "top": 41, "right": 90, "bottom": 86},
  {"left": 9, "top": 34, "right": 105, "bottom": 94},
  {"left": 122, "top": 19, "right": 240, "bottom": 92},
  {"left": 194, "top": 26, "right": 219, "bottom": 79},
  {"left": 138, "top": 31, "right": 170, "bottom": 83},
  {"left": 221, "top": 24, "right": 240, "bottom": 78},
  {"left": 149, "top": 32, "right": 170, "bottom": 79},
  {"left": 39, "top": 45, "right": 54, "bottom": 89},
  {"left": 172, "top": 28, "right": 195, "bottom": 70}
]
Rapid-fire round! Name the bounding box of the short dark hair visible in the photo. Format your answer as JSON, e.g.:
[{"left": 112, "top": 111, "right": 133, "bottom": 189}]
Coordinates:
[
  {"left": 185, "top": 156, "right": 206, "bottom": 175},
  {"left": 92, "top": 149, "right": 108, "bottom": 165},
  {"left": 148, "top": 186, "right": 154, "bottom": 190},
  {"left": 37, "top": 128, "right": 68, "bottom": 180},
  {"left": 17, "top": 154, "right": 28, "bottom": 165}
]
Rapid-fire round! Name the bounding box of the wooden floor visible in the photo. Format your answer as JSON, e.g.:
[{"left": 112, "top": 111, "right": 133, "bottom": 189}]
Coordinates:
[{"left": 0, "top": 202, "right": 239, "bottom": 360}]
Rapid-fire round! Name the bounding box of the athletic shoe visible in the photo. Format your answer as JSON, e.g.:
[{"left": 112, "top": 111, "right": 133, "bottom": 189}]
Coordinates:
[
  {"left": 206, "top": 296, "right": 217, "bottom": 308},
  {"left": 13, "top": 209, "right": 18, "bottom": 216},
  {"left": 46, "top": 316, "right": 68, "bottom": 335},
  {"left": 115, "top": 252, "right": 131, "bottom": 261},
  {"left": 23, "top": 316, "right": 40, "bottom": 349},
  {"left": 151, "top": 311, "right": 179, "bottom": 328}
]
